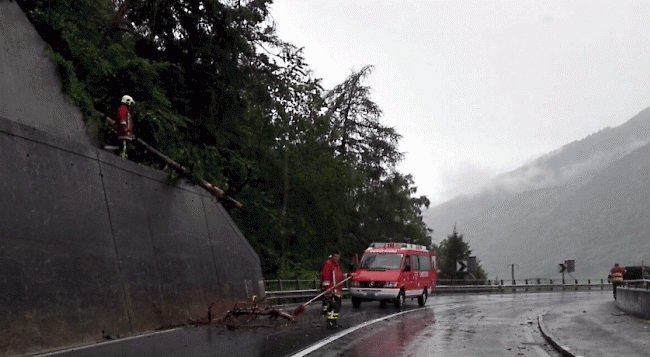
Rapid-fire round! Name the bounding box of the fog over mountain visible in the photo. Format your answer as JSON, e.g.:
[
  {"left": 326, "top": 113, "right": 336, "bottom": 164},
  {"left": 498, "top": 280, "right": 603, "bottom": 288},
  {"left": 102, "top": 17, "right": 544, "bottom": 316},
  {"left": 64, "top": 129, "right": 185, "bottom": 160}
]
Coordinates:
[{"left": 424, "top": 108, "right": 650, "bottom": 280}]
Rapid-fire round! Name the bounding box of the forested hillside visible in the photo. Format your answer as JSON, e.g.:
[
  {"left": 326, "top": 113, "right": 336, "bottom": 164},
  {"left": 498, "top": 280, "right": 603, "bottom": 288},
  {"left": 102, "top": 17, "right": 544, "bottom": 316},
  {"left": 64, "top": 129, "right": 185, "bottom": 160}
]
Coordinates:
[
  {"left": 17, "top": 0, "right": 433, "bottom": 279},
  {"left": 425, "top": 108, "right": 650, "bottom": 280}
]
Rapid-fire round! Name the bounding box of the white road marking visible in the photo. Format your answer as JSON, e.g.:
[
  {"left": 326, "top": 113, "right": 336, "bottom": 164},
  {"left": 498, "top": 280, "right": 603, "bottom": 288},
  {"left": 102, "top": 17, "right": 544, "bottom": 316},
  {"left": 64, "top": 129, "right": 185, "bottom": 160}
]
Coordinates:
[
  {"left": 289, "top": 307, "right": 429, "bottom": 357},
  {"left": 30, "top": 327, "right": 184, "bottom": 356}
]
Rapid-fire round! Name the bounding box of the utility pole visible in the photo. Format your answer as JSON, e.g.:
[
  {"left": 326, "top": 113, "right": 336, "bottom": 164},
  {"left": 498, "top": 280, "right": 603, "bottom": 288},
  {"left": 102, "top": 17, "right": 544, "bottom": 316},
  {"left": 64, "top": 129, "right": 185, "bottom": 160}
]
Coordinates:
[
  {"left": 509, "top": 264, "right": 517, "bottom": 284},
  {"left": 558, "top": 263, "right": 566, "bottom": 284}
]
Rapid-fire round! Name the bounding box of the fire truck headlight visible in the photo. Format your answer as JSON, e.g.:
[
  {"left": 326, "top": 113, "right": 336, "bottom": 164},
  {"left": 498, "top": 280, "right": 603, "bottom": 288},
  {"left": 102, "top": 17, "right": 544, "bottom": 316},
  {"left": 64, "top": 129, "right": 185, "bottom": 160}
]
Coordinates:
[
  {"left": 385, "top": 282, "right": 397, "bottom": 287},
  {"left": 350, "top": 281, "right": 360, "bottom": 287}
]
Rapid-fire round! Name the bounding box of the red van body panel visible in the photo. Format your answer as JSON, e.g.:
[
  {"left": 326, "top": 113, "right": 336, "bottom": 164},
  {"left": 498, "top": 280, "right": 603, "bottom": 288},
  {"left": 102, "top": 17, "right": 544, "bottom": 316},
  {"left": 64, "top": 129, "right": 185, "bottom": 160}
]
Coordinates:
[{"left": 349, "top": 242, "right": 436, "bottom": 306}]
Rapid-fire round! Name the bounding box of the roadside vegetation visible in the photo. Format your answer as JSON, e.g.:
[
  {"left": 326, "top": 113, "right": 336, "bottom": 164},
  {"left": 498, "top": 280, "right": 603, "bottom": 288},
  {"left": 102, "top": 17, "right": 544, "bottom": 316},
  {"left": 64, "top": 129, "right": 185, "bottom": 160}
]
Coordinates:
[{"left": 17, "top": 0, "right": 484, "bottom": 280}]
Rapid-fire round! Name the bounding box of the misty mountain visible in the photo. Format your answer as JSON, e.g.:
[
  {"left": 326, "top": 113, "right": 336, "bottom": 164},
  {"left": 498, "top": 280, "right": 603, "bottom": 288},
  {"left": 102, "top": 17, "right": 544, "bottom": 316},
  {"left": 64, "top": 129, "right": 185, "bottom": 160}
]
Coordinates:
[{"left": 424, "top": 108, "right": 650, "bottom": 280}]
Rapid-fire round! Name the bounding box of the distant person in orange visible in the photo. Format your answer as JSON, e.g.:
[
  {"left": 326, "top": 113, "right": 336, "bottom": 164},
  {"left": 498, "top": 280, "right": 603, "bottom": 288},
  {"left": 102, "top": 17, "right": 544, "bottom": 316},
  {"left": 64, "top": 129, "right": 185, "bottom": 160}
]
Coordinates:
[{"left": 609, "top": 263, "right": 625, "bottom": 299}]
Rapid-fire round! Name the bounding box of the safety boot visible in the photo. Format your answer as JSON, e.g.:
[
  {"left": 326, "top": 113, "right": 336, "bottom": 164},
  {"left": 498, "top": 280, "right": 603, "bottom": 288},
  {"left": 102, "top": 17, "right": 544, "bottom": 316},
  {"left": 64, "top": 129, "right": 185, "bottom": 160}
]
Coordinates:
[{"left": 326, "top": 310, "right": 337, "bottom": 329}]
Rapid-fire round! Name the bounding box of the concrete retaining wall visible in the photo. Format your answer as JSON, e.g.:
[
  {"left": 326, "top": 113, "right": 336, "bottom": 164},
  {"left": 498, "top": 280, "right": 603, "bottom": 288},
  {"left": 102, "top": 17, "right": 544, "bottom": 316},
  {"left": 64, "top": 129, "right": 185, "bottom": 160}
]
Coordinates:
[
  {"left": 616, "top": 287, "right": 650, "bottom": 319},
  {"left": 0, "top": 1, "right": 92, "bottom": 147},
  {"left": 0, "top": 116, "right": 265, "bottom": 356},
  {"left": 0, "top": 3, "right": 266, "bottom": 356}
]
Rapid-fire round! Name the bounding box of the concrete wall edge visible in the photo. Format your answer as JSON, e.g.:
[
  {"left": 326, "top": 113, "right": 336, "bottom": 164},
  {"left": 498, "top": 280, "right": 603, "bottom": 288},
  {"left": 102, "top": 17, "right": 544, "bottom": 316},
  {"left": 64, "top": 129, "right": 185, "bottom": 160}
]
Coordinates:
[{"left": 616, "top": 287, "right": 650, "bottom": 320}]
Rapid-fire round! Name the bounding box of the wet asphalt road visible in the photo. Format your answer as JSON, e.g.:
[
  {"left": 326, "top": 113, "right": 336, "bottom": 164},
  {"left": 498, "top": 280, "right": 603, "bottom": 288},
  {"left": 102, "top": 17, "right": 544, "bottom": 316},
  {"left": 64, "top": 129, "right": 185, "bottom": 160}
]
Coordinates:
[
  {"left": 34, "top": 290, "right": 637, "bottom": 357},
  {"left": 296, "top": 293, "right": 561, "bottom": 357}
]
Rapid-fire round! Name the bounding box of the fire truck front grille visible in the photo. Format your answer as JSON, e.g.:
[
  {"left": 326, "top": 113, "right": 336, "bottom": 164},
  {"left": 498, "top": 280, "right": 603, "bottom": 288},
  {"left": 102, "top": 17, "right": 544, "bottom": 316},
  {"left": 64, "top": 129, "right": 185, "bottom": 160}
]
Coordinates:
[{"left": 359, "top": 281, "right": 386, "bottom": 288}]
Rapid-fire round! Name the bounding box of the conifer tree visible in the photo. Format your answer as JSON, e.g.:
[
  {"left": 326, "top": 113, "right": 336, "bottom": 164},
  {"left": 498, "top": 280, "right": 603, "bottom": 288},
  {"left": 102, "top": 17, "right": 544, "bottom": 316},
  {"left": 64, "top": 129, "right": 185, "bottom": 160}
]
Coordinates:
[{"left": 436, "top": 225, "right": 487, "bottom": 281}]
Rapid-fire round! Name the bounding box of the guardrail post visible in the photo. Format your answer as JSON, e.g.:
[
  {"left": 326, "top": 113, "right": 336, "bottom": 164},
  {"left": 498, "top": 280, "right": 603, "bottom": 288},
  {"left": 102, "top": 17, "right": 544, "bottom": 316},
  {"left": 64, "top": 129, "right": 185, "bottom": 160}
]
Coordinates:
[
  {"left": 278, "top": 279, "right": 283, "bottom": 291},
  {"left": 601, "top": 279, "right": 604, "bottom": 290},
  {"left": 549, "top": 279, "right": 553, "bottom": 291},
  {"left": 296, "top": 279, "right": 300, "bottom": 290}
]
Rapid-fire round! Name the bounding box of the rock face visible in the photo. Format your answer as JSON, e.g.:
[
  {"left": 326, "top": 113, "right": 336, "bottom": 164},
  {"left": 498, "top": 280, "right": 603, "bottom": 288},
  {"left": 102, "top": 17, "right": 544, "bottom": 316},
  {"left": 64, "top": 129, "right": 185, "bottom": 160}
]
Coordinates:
[{"left": 0, "top": 3, "right": 265, "bottom": 356}]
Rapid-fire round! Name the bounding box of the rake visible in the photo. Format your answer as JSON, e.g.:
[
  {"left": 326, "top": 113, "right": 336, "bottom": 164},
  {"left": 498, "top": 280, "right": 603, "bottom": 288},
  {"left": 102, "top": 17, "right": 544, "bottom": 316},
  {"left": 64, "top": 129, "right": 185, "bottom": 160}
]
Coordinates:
[{"left": 292, "top": 275, "right": 353, "bottom": 316}]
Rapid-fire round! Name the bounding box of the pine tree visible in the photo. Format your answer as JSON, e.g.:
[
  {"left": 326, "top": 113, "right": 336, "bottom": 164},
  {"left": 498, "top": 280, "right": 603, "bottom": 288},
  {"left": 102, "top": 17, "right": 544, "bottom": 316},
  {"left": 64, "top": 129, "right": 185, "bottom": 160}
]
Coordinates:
[{"left": 436, "top": 225, "right": 487, "bottom": 282}]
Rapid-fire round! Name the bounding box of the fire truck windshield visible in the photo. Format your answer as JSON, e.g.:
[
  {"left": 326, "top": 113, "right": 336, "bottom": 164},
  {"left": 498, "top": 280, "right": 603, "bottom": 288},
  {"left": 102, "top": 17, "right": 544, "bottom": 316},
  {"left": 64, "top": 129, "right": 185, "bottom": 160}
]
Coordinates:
[{"left": 359, "top": 253, "right": 404, "bottom": 270}]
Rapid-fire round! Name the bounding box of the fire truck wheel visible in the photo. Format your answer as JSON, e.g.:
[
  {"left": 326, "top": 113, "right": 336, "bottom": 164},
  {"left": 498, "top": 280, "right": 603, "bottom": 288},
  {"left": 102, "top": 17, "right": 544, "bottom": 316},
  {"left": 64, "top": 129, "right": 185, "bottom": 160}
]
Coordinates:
[
  {"left": 394, "top": 290, "right": 406, "bottom": 308},
  {"left": 417, "top": 288, "right": 428, "bottom": 306},
  {"left": 352, "top": 296, "right": 362, "bottom": 308}
]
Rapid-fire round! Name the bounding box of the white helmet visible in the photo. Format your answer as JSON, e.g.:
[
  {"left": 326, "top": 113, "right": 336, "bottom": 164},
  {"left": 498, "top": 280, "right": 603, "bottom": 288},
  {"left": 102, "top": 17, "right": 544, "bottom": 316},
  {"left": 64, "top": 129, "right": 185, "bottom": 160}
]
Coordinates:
[{"left": 121, "top": 95, "right": 135, "bottom": 106}]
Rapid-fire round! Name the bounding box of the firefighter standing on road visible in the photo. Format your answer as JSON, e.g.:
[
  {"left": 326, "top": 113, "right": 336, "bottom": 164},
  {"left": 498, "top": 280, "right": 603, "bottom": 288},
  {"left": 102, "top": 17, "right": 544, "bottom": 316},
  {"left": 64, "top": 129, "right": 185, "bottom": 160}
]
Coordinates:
[
  {"left": 115, "top": 95, "right": 135, "bottom": 159},
  {"left": 321, "top": 251, "right": 343, "bottom": 329},
  {"left": 609, "top": 263, "right": 625, "bottom": 299}
]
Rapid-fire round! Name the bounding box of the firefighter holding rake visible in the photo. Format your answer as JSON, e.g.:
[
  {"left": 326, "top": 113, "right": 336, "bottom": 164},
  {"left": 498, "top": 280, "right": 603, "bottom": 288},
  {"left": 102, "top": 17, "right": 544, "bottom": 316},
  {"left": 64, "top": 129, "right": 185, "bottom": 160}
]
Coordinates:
[{"left": 321, "top": 251, "right": 343, "bottom": 329}]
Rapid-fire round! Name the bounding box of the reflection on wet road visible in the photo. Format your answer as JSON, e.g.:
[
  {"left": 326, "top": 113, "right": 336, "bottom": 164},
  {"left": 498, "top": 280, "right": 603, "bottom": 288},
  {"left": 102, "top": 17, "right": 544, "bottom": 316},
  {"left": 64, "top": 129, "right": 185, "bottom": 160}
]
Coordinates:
[
  {"left": 398, "top": 294, "right": 559, "bottom": 357},
  {"left": 347, "top": 308, "right": 435, "bottom": 357},
  {"left": 299, "top": 292, "right": 610, "bottom": 357}
]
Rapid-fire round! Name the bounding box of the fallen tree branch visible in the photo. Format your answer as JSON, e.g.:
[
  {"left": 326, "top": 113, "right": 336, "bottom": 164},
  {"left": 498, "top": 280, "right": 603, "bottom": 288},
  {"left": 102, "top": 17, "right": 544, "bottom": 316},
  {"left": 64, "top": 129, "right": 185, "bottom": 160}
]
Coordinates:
[
  {"left": 100, "top": 112, "right": 242, "bottom": 208},
  {"left": 221, "top": 302, "right": 294, "bottom": 325},
  {"left": 225, "top": 307, "right": 294, "bottom": 321}
]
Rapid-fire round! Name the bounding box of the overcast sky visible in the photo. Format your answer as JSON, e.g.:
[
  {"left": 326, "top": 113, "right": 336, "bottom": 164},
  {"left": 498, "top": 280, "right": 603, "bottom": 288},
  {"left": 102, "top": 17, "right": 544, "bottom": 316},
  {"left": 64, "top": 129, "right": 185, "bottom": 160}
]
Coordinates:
[{"left": 269, "top": 0, "right": 650, "bottom": 206}]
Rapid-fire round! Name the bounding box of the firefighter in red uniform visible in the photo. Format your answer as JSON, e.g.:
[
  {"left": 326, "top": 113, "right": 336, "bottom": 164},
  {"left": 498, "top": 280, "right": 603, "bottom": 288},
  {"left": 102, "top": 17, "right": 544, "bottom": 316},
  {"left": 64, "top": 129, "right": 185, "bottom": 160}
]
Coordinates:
[
  {"left": 321, "top": 251, "right": 343, "bottom": 329},
  {"left": 115, "top": 95, "right": 135, "bottom": 159},
  {"left": 609, "top": 263, "right": 625, "bottom": 299}
]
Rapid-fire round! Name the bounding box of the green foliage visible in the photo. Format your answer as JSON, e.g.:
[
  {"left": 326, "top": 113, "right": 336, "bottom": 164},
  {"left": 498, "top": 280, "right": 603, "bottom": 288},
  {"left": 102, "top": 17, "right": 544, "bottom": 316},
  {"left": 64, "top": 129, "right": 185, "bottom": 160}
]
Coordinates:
[
  {"left": 46, "top": 46, "right": 97, "bottom": 122},
  {"left": 18, "top": 0, "right": 434, "bottom": 280},
  {"left": 276, "top": 260, "right": 319, "bottom": 281}
]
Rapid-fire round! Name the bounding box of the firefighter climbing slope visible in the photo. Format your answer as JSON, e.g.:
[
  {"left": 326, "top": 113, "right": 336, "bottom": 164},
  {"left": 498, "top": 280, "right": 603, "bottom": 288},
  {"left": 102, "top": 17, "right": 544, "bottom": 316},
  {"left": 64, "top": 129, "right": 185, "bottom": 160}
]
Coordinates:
[
  {"left": 115, "top": 95, "right": 135, "bottom": 159},
  {"left": 321, "top": 251, "right": 343, "bottom": 329}
]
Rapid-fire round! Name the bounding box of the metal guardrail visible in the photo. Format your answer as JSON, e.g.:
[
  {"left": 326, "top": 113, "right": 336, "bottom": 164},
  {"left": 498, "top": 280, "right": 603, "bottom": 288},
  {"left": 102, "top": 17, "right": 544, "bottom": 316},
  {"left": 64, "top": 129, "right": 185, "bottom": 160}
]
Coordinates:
[
  {"left": 434, "top": 282, "right": 610, "bottom": 294},
  {"left": 264, "top": 279, "right": 323, "bottom": 292},
  {"left": 265, "top": 288, "right": 348, "bottom": 304},
  {"left": 622, "top": 279, "right": 650, "bottom": 289},
  {"left": 263, "top": 279, "right": 612, "bottom": 304}
]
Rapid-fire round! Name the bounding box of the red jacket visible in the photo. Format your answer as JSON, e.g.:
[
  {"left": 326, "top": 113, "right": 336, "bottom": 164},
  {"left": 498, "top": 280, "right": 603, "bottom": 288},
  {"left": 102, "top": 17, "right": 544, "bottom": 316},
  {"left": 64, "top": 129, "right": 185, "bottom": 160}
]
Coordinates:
[
  {"left": 320, "top": 258, "right": 343, "bottom": 296},
  {"left": 610, "top": 266, "right": 625, "bottom": 282},
  {"left": 116, "top": 104, "right": 134, "bottom": 141}
]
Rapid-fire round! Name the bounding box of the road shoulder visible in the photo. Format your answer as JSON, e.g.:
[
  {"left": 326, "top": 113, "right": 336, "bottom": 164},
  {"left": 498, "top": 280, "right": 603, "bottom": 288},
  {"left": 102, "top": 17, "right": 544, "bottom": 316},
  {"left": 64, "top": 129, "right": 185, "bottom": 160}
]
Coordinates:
[{"left": 539, "top": 294, "right": 650, "bottom": 357}]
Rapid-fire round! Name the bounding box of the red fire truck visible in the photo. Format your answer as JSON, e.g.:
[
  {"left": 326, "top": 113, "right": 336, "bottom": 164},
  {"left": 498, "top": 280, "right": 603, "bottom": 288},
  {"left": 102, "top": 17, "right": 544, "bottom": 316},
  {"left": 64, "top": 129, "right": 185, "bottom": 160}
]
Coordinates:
[{"left": 349, "top": 242, "right": 436, "bottom": 308}]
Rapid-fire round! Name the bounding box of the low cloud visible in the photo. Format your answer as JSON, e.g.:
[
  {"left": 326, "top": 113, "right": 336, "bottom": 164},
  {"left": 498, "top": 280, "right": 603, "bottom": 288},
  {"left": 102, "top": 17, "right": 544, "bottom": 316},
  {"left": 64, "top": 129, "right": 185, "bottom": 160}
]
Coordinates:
[
  {"left": 439, "top": 162, "right": 496, "bottom": 201},
  {"left": 484, "top": 136, "right": 650, "bottom": 196}
]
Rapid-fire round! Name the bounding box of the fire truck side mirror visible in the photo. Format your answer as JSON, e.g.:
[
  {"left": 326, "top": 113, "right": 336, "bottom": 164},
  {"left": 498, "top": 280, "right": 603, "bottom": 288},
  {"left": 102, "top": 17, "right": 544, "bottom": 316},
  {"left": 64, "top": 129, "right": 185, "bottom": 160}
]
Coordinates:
[
  {"left": 403, "top": 256, "right": 412, "bottom": 272},
  {"left": 348, "top": 253, "right": 359, "bottom": 272}
]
